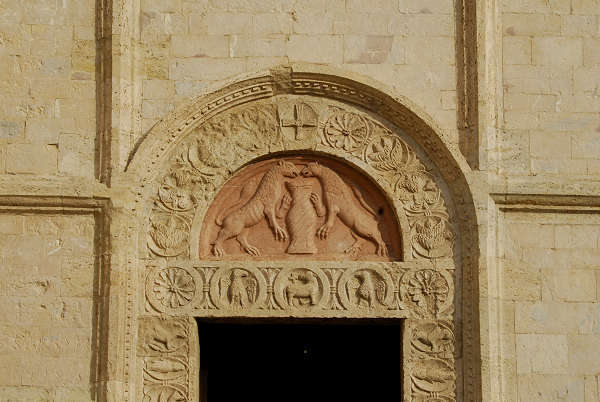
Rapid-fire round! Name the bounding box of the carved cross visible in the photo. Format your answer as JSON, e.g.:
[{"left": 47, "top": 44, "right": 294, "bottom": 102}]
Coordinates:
[{"left": 280, "top": 103, "right": 317, "bottom": 140}]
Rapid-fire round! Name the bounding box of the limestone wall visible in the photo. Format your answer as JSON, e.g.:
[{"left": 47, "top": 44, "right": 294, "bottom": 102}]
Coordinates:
[
  {"left": 0, "top": 0, "right": 96, "bottom": 179},
  {"left": 496, "top": 211, "right": 600, "bottom": 401},
  {"left": 497, "top": 0, "right": 600, "bottom": 178},
  {"left": 0, "top": 214, "right": 96, "bottom": 400},
  {"left": 0, "top": 0, "right": 599, "bottom": 401},
  {"left": 137, "top": 0, "right": 458, "bottom": 147}
]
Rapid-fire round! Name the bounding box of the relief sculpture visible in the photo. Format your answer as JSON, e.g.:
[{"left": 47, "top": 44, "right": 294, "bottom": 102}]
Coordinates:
[
  {"left": 300, "top": 162, "right": 388, "bottom": 257},
  {"left": 201, "top": 156, "right": 399, "bottom": 260},
  {"left": 212, "top": 160, "right": 300, "bottom": 257}
]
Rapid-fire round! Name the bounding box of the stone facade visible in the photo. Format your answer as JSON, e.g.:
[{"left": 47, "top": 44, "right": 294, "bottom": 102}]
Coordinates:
[{"left": 0, "top": 1, "right": 598, "bottom": 401}]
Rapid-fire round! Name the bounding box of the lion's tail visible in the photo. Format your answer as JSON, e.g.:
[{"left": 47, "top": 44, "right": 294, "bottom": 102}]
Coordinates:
[{"left": 351, "top": 186, "right": 377, "bottom": 218}]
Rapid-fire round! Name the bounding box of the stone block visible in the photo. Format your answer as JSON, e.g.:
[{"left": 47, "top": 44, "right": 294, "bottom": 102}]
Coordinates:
[
  {"left": 204, "top": 12, "right": 252, "bottom": 35},
  {"left": 517, "top": 374, "right": 584, "bottom": 402},
  {"left": 292, "top": 11, "right": 334, "bottom": 34},
  {"left": 501, "top": 0, "right": 571, "bottom": 14},
  {"left": 343, "top": 35, "right": 393, "bottom": 64},
  {"left": 515, "top": 302, "right": 599, "bottom": 334},
  {"left": 533, "top": 37, "right": 583, "bottom": 67},
  {"left": 58, "top": 133, "right": 93, "bottom": 177},
  {"left": 574, "top": 67, "right": 600, "bottom": 94},
  {"left": 562, "top": 15, "right": 598, "bottom": 37},
  {"left": 142, "top": 79, "right": 173, "bottom": 100},
  {"left": 502, "top": 259, "right": 542, "bottom": 301},
  {"left": 141, "top": 0, "right": 181, "bottom": 13},
  {"left": 0, "top": 120, "right": 24, "bottom": 142},
  {"left": 503, "top": 13, "right": 561, "bottom": 36},
  {"left": 333, "top": 12, "right": 393, "bottom": 35},
  {"left": 569, "top": 335, "right": 600, "bottom": 375},
  {"left": 6, "top": 144, "right": 57, "bottom": 174},
  {"left": 503, "top": 37, "right": 531, "bottom": 65},
  {"left": 530, "top": 131, "right": 571, "bottom": 159},
  {"left": 504, "top": 93, "right": 557, "bottom": 112},
  {"left": 516, "top": 334, "right": 568, "bottom": 374},
  {"left": 171, "top": 34, "right": 229, "bottom": 58},
  {"left": 0, "top": 386, "right": 53, "bottom": 400},
  {"left": 252, "top": 13, "right": 292, "bottom": 35},
  {"left": 169, "top": 57, "right": 246, "bottom": 81},
  {"left": 503, "top": 111, "right": 539, "bottom": 130},
  {"left": 405, "top": 37, "right": 454, "bottom": 65},
  {"left": 583, "top": 376, "right": 599, "bottom": 402},
  {"left": 0, "top": 23, "right": 31, "bottom": 55},
  {"left": 0, "top": 215, "right": 23, "bottom": 234},
  {"left": 542, "top": 268, "right": 597, "bottom": 302},
  {"left": 572, "top": 132, "right": 600, "bottom": 159},
  {"left": 572, "top": 0, "right": 600, "bottom": 15},
  {"left": 398, "top": 0, "right": 453, "bottom": 14},
  {"left": 507, "top": 222, "right": 555, "bottom": 248},
  {"left": 230, "top": 35, "right": 286, "bottom": 57},
  {"left": 584, "top": 39, "right": 600, "bottom": 67},
  {"left": 287, "top": 35, "right": 343, "bottom": 64}
]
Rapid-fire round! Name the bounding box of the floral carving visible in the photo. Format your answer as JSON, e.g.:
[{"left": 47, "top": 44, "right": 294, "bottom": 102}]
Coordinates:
[
  {"left": 153, "top": 268, "right": 196, "bottom": 309},
  {"left": 406, "top": 269, "right": 450, "bottom": 318},
  {"left": 148, "top": 214, "right": 189, "bottom": 257},
  {"left": 412, "top": 216, "right": 454, "bottom": 258},
  {"left": 324, "top": 112, "right": 368, "bottom": 152}
]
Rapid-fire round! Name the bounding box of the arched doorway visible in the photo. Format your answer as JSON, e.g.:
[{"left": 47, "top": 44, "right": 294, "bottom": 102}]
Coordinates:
[{"left": 125, "top": 66, "right": 479, "bottom": 402}]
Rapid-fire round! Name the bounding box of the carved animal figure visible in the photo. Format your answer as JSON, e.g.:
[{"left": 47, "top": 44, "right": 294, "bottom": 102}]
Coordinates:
[
  {"left": 213, "top": 160, "right": 299, "bottom": 257},
  {"left": 226, "top": 269, "right": 256, "bottom": 308},
  {"left": 300, "top": 162, "right": 388, "bottom": 256},
  {"left": 285, "top": 271, "right": 319, "bottom": 306},
  {"left": 355, "top": 271, "right": 376, "bottom": 307}
]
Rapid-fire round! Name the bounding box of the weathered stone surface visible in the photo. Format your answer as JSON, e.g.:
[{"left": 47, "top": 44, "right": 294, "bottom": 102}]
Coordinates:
[{"left": 0, "top": 0, "right": 598, "bottom": 401}]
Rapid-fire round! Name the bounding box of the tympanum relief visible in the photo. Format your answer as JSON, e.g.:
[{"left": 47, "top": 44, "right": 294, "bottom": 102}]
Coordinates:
[{"left": 199, "top": 157, "right": 400, "bottom": 261}]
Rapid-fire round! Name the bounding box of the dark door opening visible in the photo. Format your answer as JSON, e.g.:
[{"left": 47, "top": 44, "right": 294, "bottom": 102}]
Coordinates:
[{"left": 197, "top": 319, "right": 402, "bottom": 401}]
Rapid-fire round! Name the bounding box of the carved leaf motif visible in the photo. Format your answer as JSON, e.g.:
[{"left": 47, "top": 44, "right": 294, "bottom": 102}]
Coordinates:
[
  {"left": 407, "top": 270, "right": 449, "bottom": 317},
  {"left": 149, "top": 215, "right": 189, "bottom": 256}
]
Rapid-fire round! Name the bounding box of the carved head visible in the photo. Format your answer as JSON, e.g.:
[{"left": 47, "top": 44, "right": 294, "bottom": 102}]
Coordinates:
[
  {"left": 231, "top": 268, "right": 248, "bottom": 280},
  {"left": 300, "top": 162, "right": 321, "bottom": 177},
  {"left": 276, "top": 160, "right": 299, "bottom": 178}
]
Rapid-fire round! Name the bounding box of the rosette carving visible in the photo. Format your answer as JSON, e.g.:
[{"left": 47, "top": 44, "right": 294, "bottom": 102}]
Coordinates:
[
  {"left": 324, "top": 111, "right": 369, "bottom": 152},
  {"left": 146, "top": 266, "right": 202, "bottom": 314}
]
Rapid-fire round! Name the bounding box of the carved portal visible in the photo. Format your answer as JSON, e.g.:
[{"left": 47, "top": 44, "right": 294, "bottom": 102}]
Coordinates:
[
  {"left": 199, "top": 156, "right": 402, "bottom": 261},
  {"left": 140, "top": 94, "right": 459, "bottom": 402}
]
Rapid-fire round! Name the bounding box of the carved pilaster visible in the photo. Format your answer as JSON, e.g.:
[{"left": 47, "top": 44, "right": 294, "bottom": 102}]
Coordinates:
[
  {"left": 137, "top": 316, "right": 199, "bottom": 402},
  {"left": 404, "top": 319, "right": 456, "bottom": 402}
]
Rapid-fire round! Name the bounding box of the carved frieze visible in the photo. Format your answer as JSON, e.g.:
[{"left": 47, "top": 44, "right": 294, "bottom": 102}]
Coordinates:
[{"left": 144, "top": 262, "right": 454, "bottom": 320}]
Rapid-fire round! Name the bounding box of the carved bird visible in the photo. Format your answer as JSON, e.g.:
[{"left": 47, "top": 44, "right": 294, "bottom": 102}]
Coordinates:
[{"left": 150, "top": 216, "right": 187, "bottom": 251}]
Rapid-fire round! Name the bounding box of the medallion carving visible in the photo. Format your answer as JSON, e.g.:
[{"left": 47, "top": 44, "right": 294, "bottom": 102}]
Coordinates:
[
  {"left": 273, "top": 267, "right": 329, "bottom": 310},
  {"left": 146, "top": 265, "right": 202, "bottom": 314},
  {"left": 210, "top": 266, "right": 267, "bottom": 310}
]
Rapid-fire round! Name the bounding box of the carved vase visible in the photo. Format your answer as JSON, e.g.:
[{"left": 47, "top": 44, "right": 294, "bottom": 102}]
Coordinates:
[{"left": 285, "top": 182, "right": 318, "bottom": 254}]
